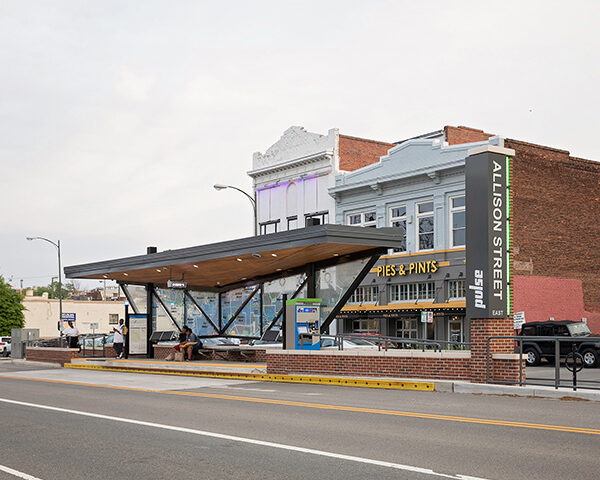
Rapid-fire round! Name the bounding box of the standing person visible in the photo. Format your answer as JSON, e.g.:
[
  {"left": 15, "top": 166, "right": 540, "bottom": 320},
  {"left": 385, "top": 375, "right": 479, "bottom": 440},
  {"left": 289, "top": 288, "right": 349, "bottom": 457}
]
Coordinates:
[
  {"left": 62, "top": 321, "right": 79, "bottom": 349},
  {"left": 112, "top": 318, "right": 125, "bottom": 359}
]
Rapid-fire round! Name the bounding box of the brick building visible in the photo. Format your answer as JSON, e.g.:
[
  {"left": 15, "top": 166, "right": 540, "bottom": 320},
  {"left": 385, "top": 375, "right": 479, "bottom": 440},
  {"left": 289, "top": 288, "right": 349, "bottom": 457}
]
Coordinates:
[{"left": 331, "top": 125, "right": 600, "bottom": 337}]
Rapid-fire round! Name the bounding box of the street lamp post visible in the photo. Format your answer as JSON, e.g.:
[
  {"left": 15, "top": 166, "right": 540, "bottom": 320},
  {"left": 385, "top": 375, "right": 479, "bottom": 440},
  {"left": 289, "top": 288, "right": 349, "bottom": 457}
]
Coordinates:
[
  {"left": 27, "top": 237, "right": 62, "bottom": 332},
  {"left": 214, "top": 184, "right": 258, "bottom": 236}
]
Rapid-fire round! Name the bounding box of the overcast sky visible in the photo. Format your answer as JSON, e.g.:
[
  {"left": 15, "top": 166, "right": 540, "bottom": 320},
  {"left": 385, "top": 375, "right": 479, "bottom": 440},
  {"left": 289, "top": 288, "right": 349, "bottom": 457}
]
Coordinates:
[{"left": 1, "top": 0, "right": 598, "bottom": 289}]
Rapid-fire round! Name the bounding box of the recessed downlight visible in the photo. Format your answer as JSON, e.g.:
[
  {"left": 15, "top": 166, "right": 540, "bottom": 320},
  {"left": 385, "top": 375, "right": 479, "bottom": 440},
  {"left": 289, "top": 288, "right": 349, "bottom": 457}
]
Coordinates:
[
  {"left": 271, "top": 253, "right": 278, "bottom": 257},
  {"left": 193, "top": 264, "right": 199, "bottom": 268},
  {"left": 236, "top": 258, "right": 243, "bottom": 262},
  {"left": 123, "top": 273, "right": 128, "bottom": 276},
  {"left": 156, "top": 269, "right": 162, "bottom": 272},
  {"left": 252, "top": 253, "right": 261, "bottom": 258}
]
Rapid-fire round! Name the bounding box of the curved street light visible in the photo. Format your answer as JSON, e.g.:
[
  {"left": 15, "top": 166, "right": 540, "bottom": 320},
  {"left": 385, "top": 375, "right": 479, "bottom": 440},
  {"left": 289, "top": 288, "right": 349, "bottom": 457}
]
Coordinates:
[
  {"left": 214, "top": 184, "right": 257, "bottom": 236},
  {"left": 27, "top": 236, "right": 63, "bottom": 332}
]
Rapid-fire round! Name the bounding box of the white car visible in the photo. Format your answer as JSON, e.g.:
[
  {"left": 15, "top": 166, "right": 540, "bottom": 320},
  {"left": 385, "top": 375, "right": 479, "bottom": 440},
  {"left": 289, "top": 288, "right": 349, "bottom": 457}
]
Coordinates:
[
  {"left": 320, "top": 337, "right": 378, "bottom": 350},
  {"left": 0, "top": 337, "right": 11, "bottom": 357}
]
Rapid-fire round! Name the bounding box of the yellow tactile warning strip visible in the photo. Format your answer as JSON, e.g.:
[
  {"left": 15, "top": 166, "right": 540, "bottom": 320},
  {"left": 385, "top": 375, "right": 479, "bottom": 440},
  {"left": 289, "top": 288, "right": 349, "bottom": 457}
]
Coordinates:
[
  {"left": 64, "top": 362, "right": 433, "bottom": 391},
  {"left": 1, "top": 374, "right": 599, "bottom": 436},
  {"left": 75, "top": 358, "right": 263, "bottom": 369}
]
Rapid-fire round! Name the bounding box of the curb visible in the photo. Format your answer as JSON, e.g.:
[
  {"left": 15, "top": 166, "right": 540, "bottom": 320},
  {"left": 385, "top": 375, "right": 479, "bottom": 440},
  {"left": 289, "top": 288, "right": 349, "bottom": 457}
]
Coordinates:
[{"left": 64, "top": 363, "right": 435, "bottom": 391}]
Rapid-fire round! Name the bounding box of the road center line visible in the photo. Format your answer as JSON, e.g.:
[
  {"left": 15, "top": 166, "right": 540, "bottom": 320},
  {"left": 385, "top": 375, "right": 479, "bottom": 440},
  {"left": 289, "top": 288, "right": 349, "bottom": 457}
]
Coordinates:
[
  {"left": 0, "top": 397, "right": 487, "bottom": 480},
  {"left": 1, "top": 374, "right": 599, "bottom": 436},
  {"left": 0, "top": 464, "right": 43, "bottom": 480}
]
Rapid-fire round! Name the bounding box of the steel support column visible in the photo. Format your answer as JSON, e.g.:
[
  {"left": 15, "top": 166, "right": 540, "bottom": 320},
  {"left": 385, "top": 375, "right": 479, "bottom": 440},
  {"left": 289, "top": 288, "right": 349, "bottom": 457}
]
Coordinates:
[{"left": 146, "top": 283, "right": 154, "bottom": 358}]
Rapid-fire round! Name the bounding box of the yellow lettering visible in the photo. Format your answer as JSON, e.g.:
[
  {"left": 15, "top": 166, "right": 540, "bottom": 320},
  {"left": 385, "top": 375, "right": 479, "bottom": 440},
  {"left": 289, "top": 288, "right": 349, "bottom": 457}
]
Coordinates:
[
  {"left": 418, "top": 262, "right": 425, "bottom": 274},
  {"left": 431, "top": 260, "right": 438, "bottom": 273},
  {"left": 376, "top": 266, "right": 383, "bottom": 276},
  {"left": 409, "top": 263, "right": 415, "bottom": 274},
  {"left": 398, "top": 264, "right": 406, "bottom": 276},
  {"left": 390, "top": 265, "right": 396, "bottom": 276}
]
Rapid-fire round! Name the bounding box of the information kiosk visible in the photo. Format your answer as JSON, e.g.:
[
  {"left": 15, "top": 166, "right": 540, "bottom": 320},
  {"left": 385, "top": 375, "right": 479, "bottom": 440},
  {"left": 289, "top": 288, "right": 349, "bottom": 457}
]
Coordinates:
[{"left": 285, "top": 298, "right": 321, "bottom": 350}]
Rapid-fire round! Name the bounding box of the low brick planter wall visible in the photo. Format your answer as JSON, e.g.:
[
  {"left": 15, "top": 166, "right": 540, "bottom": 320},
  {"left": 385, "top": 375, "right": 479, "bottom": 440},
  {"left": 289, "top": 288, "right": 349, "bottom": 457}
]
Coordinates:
[
  {"left": 490, "top": 354, "right": 527, "bottom": 383},
  {"left": 267, "top": 350, "right": 472, "bottom": 381},
  {"left": 26, "top": 347, "right": 79, "bottom": 366},
  {"left": 266, "top": 350, "right": 527, "bottom": 384}
]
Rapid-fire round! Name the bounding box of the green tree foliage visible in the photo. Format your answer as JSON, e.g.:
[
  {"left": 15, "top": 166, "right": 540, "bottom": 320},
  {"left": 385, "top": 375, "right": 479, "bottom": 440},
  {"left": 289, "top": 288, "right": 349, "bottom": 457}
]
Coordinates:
[
  {"left": 0, "top": 276, "right": 25, "bottom": 336},
  {"left": 33, "top": 282, "right": 76, "bottom": 300}
]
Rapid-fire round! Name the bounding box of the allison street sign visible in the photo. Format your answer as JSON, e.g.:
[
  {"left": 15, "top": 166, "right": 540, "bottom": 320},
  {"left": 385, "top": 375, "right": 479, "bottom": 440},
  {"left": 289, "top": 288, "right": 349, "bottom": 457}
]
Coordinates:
[{"left": 465, "top": 145, "right": 514, "bottom": 319}]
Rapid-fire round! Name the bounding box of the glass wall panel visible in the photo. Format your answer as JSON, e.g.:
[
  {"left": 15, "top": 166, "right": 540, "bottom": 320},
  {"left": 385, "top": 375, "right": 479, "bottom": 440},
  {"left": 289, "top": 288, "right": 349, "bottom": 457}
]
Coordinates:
[
  {"left": 318, "top": 258, "right": 372, "bottom": 328},
  {"left": 186, "top": 291, "right": 219, "bottom": 336},
  {"left": 221, "top": 286, "right": 261, "bottom": 337},
  {"left": 123, "top": 284, "right": 147, "bottom": 314},
  {"left": 262, "top": 274, "right": 307, "bottom": 335},
  {"left": 154, "top": 288, "right": 184, "bottom": 331}
]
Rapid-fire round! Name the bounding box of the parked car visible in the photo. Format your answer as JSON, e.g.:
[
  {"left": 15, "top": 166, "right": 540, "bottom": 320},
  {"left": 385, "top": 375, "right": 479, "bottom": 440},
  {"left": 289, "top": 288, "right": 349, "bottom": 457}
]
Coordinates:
[
  {"left": 0, "top": 337, "right": 11, "bottom": 357},
  {"left": 519, "top": 320, "right": 600, "bottom": 368},
  {"left": 320, "top": 337, "right": 378, "bottom": 349}
]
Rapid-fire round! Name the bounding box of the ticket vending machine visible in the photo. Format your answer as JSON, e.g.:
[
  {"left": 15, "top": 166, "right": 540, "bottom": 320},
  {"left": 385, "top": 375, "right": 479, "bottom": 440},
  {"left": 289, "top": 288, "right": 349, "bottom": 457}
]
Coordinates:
[{"left": 285, "top": 298, "right": 321, "bottom": 350}]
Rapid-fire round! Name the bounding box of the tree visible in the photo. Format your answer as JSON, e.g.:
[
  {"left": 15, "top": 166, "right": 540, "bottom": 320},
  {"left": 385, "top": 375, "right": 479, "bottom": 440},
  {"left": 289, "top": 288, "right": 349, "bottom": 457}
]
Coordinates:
[
  {"left": 0, "top": 276, "right": 25, "bottom": 336},
  {"left": 33, "top": 281, "right": 76, "bottom": 300}
]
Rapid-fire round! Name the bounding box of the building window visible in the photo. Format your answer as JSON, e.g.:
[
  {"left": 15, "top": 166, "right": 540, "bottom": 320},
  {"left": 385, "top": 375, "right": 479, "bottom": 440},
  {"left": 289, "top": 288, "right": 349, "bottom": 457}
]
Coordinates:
[
  {"left": 450, "top": 195, "right": 465, "bottom": 247},
  {"left": 416, "top": 201, "right": 434, "bottom": 250},
  {"left": 348, "top": 286, "right": 379, "bottom": 304},
  {"left": 259, "top": 220, "right": 279, "bottom": 235},
  {"left": 389, "top": 282, "right": 435, "bottom": 302},
  {"left": 346, "top": 211, "right": 377, "bottom": 228},
  {"left": 352, "top": 319, "right": 378, "bottom": 333},
  {"left": 287, "top": 216, "right": 298, "bottom": 230},
  {"left": 109, "top": 314, "right": 119, "bottom": 325},
  {"left": 389, "top": 206, "right": 406, "bottom": 252},
  {"left": 396, "top": 318, "right": 418, "bottom": 339},
  {"left": 448, "top": 279, "right": 466, "bottom": 299},
  {"left": 305, "top": 211, "right": 328, "bottom": 226}
]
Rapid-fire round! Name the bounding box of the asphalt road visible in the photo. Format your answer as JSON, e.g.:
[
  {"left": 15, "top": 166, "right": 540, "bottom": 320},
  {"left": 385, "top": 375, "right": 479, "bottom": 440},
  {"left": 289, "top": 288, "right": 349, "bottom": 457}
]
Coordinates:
[{"left": 0, "top": 362, "right": 599, "bottom": 480}]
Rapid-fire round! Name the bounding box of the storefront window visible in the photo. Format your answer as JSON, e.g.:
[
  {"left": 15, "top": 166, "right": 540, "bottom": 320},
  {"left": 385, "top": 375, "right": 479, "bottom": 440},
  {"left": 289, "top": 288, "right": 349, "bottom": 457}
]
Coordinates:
[
  {"left": 448, "top": 280, "right": 466, "bottom": 299},
  {"left": 417, "top": 201, "right": 434, "bottom": 250},
  {"left": 346, "top": 211, "right": 376, "bottom": 228},
  {"left": 389, "top": 206, "right": 406, "bottom": 252},
  {"left": 396, "top": 318, "right": 418, "bottom": 338},
  {"left": 352, "top": 319, "right": 379, "bottom": 333},
  {"left": 449, "top": 316, "right": 464, "bottom": 343},
  {"left": 348, "top": 286, "right": 379, "bottom": 304},
  {"left": 389, "top": 282, "right": 435, "bottom": 302},
  {"left": 450, "top": 196, "right": 465, "bottom": 247}
]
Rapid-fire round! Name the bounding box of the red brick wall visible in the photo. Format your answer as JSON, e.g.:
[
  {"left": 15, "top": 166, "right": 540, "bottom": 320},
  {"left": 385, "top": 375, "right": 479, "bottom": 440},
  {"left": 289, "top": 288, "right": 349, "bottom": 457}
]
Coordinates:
[
  {"left": 469, "top": 318, "right": 515, "bottom": 383},
  {"left": 338, "top": 135, "right": 395, "bottom": 171},
  {"left": 507, "top": 138, "right": 600, "bottom": 330},
  {"left": 491, "top": 358, "right": 526, "bottom": 383},
  {"left": 26, "top": 347, "right": 79, "bottom": 366},
  {"left": 153, "top": 345, "right": 266, "bottom": 362},
  {"left": 267, "top": 353, "right": 472, "bottom": 380},
  {"left": 444, "top": 126, "right": 495, "bottom": 145}
]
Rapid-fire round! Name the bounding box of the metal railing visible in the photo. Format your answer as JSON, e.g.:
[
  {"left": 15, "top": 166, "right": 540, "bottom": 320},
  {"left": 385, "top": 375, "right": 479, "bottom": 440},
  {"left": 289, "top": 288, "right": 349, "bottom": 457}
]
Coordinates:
[
  {"left": 79, "top": 334, "right": 111, "bottom": 357},
  {"left": 486, "top": 335, "right": 600, "bottom": 391},
  {"left": 296, "top": 332, "right": 470, "bottom": 352}
]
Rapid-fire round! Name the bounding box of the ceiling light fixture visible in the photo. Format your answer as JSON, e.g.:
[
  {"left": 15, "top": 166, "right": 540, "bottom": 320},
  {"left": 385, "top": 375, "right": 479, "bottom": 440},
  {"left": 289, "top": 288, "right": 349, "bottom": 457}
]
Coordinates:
[
  {"left": 123, "top": 273, "right": 128, "bottom": 276},
  {"left": 156, "top": 269, "right": 162, "bottom": 272},
  {"left": 193, "top": 264, "right": 199, "bottom": 268},
  {"left": 252, "top": 253, "right": 261, "bottom": 258},
  {"left": 236, "top": 258, "right": 243, "bottom": 262},
  {"left": 271, "top": 253, "right": 278, "bottom": 257}
]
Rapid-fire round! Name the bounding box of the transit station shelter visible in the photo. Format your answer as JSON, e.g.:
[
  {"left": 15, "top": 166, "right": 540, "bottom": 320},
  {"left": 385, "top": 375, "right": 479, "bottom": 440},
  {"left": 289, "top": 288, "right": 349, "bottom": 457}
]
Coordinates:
[{"left": 64, "top": 225, "right": 404, "bottom": 356}]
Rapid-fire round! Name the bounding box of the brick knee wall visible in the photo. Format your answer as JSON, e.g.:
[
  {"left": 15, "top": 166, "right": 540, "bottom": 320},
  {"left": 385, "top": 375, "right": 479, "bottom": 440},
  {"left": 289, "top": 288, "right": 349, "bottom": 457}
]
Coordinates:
[
  {"left": 267, "top": 353, "right": 472, "bottom": 381},
  {"left": 26, "top": 347, "right": 79, "bottom": 366},
  {"left": 470, "top": 318, "right": 515, "bottom": 383}
]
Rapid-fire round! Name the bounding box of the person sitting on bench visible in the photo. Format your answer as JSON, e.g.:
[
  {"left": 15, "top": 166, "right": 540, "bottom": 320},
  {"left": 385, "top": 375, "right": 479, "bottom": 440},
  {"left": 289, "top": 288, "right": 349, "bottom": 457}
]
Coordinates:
[{"left": 180, "top": 326, "right": 200, "bottom": 361}]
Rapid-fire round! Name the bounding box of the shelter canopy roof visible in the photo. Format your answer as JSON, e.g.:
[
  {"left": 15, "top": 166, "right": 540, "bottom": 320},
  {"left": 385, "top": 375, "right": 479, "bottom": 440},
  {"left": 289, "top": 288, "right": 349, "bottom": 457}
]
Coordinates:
[{"left": 64, "top": 225, "right": 404, "bottom": 290}]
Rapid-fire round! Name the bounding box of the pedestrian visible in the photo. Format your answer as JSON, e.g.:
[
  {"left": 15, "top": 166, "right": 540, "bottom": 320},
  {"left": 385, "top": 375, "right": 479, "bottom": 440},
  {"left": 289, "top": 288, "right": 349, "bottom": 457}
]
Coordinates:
[
  {"left": 112, "top": 318, "right": 125, "bottom": 359},
  {"left": 62, "top": 321, "right": 79, "bottom": 349},
  {"left": 180, "top": 326, "right": 200, "bottom": 361}
]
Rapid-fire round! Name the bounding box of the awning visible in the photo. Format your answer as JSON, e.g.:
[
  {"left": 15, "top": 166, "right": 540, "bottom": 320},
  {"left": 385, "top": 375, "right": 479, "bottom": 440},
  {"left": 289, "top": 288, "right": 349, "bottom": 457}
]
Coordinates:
[{"left": 64, "top": 225, "right": 405, "bottom": 290}]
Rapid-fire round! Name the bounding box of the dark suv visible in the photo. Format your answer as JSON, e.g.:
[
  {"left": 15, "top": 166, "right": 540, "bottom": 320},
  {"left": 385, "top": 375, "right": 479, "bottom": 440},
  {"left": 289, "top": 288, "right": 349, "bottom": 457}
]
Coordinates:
[{"left": 519, "top": 320, "right": 600, "bottom": 368}]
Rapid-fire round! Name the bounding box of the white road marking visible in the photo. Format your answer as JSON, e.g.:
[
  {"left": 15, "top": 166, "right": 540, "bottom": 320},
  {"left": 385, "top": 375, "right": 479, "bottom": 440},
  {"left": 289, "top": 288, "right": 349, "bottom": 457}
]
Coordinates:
[
  {"left": 0, "top": 464, "right": 43, "bottom": 480},
  {"left": 0, "top": 397, "right": 490, "bottom": 480}
]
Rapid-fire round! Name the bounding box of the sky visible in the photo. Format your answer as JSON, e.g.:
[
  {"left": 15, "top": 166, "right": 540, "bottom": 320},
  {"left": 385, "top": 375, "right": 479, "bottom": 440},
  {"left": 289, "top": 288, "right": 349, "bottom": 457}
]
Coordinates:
[{"left": 1, "top": 0, "right": 599, "bottom": 289}]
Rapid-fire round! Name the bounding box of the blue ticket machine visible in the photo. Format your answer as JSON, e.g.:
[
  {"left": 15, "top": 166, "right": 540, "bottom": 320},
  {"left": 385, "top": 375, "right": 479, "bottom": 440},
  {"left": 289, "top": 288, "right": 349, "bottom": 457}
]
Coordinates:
[{"left": 285, "top": 298, "right": 321, "bottom": 350}]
